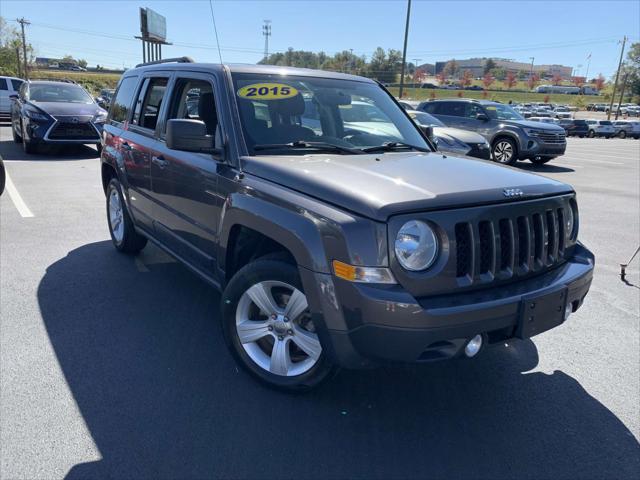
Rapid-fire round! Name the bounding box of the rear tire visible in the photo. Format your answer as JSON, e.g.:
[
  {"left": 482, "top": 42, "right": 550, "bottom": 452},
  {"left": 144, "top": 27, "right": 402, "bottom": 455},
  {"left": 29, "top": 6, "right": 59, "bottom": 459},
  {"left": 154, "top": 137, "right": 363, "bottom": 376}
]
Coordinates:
[
  {"left": 106, "top": 178, "right": 147, "bottom": 254},
  {"left": 618, "top": 130, "right": 626, "bottom": 139},
  {"left": 491, "top": 137, "right": 518, "bottom": 166},
  {"left": 221, "top": 258, "right": 336, "bottom": 391},
  {"left": 588, "top": 130, "right": 595, "bottom": 138}
]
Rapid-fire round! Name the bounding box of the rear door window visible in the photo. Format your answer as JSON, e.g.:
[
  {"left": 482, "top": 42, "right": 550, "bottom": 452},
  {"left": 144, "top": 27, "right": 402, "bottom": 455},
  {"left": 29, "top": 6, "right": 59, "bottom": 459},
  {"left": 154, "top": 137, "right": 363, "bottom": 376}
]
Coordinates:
[
  {"left": 10, "top": 79, "right": 23, "bottom": 91},
  {"left": 131, "top": 77, "right": 168, "bottom": 131},
  {"left": 109, "top": 76, "right": 139, "bottom": 124},
  {"left": 436, "top": 102, "right": 466, "bottom": 117},
  {"left": 0, "top": 79, "right": 8, "bottom": 90}
]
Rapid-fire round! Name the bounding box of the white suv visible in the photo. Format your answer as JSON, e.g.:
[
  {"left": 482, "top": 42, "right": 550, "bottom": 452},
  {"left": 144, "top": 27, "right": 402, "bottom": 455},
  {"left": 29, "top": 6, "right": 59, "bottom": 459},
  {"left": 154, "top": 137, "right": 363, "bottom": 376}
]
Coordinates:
[
  {"left": 0, "top": 76, "right": 24, "bottom": 117},
  {"left": 585, "top": 119, "right": 616, "bottom": 138}
]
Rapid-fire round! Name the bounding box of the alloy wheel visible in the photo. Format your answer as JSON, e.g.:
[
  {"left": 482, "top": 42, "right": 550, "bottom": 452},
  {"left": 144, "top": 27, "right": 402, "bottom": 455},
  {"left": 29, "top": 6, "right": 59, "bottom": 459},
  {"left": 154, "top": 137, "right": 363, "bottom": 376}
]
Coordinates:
[
  {"left": 235, "top": 280, "right": 321, "bottom": 377},
  {"left": 108, "top": 188, "right": 124, "bottom": 243},
  {"left": 493, "top": 140, "right": 514, "bottom": 163}
]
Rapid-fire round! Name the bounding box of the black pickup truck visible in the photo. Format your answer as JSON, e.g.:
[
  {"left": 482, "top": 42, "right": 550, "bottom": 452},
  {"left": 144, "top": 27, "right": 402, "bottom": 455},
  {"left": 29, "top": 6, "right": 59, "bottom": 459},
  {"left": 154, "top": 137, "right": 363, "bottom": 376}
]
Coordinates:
[{"left": 100, "top": 59, "right": 594, "bottom": 390}]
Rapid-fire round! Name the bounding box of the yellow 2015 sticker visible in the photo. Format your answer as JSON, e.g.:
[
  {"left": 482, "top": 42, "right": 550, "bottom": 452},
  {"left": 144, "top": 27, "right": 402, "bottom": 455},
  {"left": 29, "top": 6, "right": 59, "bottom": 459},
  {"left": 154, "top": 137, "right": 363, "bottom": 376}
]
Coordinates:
[{"left": 237, "top": 83, "right": 299, "bottom": 100}]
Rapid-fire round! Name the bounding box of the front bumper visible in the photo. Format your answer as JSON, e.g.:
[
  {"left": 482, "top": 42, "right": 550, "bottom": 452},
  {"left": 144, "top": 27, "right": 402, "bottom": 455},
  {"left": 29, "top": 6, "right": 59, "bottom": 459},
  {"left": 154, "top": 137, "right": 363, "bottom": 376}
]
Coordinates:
[
  {"left": 304, "top": 243, "right": 594, "bottom": 369},
  {"left": 519, "top": 137, "right": 567, "bottom": 159},
  {"left": 24, "top": 118, "right": 103, "bottom": 145}
]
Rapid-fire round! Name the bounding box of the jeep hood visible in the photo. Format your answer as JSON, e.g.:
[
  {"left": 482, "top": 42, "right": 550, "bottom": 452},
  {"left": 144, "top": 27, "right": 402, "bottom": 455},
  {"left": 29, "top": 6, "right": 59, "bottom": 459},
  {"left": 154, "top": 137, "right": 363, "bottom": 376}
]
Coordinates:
[{"left": 242, "top": 152, "right": 572, "bottom": 221}]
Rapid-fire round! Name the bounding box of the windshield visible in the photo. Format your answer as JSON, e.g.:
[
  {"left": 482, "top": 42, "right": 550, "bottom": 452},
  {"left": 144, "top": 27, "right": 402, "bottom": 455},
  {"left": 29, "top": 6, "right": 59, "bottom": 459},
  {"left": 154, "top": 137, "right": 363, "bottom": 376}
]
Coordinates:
[
  {"left": 484, "top": 103, "right": 524, "bottom": 121},
  {"left": 407, "top": 111, "right": 445, "bottom": 127},
  {"left": 29, "top": 84, "right": 93, "bottom": 104},
  {"left": 231, "top": 73, "right": 430, "bottom": 155}
]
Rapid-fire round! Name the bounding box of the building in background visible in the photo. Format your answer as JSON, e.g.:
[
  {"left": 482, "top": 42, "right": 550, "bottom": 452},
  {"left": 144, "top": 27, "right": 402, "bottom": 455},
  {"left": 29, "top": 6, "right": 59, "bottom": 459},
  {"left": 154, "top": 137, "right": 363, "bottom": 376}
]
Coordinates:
[{"left": 434, "top": 58, "right": 573, "bottom": 79}]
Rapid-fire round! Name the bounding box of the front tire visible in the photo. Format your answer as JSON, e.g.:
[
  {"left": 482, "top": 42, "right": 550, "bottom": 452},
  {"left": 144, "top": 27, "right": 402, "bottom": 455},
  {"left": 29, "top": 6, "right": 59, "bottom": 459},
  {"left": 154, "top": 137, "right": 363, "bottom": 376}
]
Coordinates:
[
  {"left": 106, "top": 178, "right": 147, "bottom": 254},
  {"left": 22, "top": 124, "right": 37, "bottom": 154},
  {"left": 492, "top": 137, "right": 518, "bottom": 165},
  {"left": 618, "top": 130, "right": 626, "bottom": 139},
  {"left": 588, "top": 130, "right": 595, "bottom": 138},
  {"left": 221, "top": 258, "right": 335, "bottom": 391},
  {"left": 12, "top": 122, "right": 22, "bottom": 143}
]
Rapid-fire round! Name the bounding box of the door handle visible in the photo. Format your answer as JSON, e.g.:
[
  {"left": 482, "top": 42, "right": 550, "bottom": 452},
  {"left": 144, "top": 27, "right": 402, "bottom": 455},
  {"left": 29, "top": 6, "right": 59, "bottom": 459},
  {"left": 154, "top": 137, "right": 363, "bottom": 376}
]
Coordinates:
[{"left": 152, "top": 155, "right": 169, "bottom": 168}]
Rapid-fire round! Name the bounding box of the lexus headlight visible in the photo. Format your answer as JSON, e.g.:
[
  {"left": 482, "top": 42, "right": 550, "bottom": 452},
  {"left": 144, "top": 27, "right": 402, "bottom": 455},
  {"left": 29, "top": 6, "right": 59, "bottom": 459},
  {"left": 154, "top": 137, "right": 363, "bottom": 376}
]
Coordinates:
[
  {"left": 93, "top": 110, "right": 108, "bottom": 123},
  {"left": 24, "top": 107, "right": 49, "bottom": 122},
  {"left": 394, "top": 220, "right": 439, "bottom": 271}
]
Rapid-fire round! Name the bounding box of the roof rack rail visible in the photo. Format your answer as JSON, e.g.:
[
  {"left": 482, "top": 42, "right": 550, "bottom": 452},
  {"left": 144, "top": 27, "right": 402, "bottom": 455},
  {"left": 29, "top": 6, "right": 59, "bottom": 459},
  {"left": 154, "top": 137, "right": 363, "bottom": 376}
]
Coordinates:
[
  {"left": 28, "top": 77, "right": 78, "bottom": 84},
  {"left": 135, "top": 56, "right": 195, "bottom": 68}
]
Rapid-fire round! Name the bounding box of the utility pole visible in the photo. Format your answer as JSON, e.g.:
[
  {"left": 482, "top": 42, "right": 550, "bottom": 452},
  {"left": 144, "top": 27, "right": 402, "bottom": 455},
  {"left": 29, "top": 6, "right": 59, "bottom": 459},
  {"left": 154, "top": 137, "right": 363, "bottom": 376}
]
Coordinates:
[
  {"left": 17, "top": 18, "right": 30, "bottom": 80},
  {"left": 529, "top": 57, "right": 535, "bottom": 80},
  {"left": 584, "top": 54, "right": 591, "bottom": 83},
  {"left": 608, "top": 36, "right": 626, "bottom": 121},
  {"left": 615, "top": 69, "right": 629, "bottom": 120},
  {"left": 262, "top": 20, "right": 271, "bottom": 61},
  {"left": 15, "top": 46, "right": 21, "bottom": 78},
  {"left": 398, "top": 0, "right": 412, "bottom": 99}
]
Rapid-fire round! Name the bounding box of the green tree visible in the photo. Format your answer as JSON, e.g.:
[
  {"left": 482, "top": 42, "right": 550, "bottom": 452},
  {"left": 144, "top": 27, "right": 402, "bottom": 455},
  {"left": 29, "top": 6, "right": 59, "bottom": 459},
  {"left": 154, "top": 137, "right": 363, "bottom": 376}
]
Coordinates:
[
  {"left": 0, "top": 16, "right": 33, "bottom": 76},
  {"left": 625, "top": 42, "right": 640, "bottom": 97},
  {"left": 483, "top": 58, "right": 496, "bottom": 74}
]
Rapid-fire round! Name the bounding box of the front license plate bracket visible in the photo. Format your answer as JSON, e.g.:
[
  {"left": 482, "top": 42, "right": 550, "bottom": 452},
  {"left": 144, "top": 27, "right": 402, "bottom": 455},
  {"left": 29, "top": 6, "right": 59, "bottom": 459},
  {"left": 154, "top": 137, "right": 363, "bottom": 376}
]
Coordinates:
[{"left": 517, "top": 287, "right": 568, "bottom": 339}]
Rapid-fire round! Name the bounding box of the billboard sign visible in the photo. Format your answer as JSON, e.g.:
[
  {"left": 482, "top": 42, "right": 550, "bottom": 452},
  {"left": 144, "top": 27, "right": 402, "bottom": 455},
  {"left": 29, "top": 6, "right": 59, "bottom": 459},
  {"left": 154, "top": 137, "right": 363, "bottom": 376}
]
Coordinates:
[{"left": 140, "top": 7, "right": 167, "bottom": 42}]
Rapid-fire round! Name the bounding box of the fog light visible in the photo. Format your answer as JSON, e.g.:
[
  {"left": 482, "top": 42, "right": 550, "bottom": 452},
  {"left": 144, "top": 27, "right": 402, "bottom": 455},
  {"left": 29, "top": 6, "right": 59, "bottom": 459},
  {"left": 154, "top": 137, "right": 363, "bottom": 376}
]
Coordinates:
[
  {"left": 464, "top": 334, "right": 483, "bottom": 358},
  {"left": 565, "top": 303, "right": 573, "bottom": 320}
]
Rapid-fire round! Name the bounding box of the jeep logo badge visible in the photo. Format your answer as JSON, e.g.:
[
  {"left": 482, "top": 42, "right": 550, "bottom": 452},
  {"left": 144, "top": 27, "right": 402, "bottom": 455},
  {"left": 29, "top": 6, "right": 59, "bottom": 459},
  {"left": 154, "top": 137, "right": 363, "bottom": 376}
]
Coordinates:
[
  {"left": 71, "top": 117, "right": 79, "bottom": 124},
  {"left": 503, "top": 188, "right": 524, "bottom": 198}
]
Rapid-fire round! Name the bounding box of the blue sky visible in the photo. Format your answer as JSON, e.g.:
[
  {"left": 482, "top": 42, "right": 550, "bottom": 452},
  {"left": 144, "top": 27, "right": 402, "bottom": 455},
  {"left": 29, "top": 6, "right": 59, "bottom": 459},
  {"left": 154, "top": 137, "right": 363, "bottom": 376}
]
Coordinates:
[{"left": 1, "top": 0, "right": 638, "bottom": 76}]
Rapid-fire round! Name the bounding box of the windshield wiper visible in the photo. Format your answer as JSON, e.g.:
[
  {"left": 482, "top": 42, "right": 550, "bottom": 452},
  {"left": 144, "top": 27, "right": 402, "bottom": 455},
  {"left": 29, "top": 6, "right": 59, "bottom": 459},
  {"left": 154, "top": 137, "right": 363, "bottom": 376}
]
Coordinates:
[
  {"left": 253, "top": 140, "right": 363, "bottom": 155},
  {"left": 361, "top": 141, "right": 431, "bottom": 153}
]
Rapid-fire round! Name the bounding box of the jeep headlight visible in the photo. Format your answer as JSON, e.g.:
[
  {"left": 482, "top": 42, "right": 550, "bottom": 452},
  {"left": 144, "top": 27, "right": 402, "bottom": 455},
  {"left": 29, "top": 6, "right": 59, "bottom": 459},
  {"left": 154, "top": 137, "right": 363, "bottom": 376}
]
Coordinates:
[
  {"left": 395, "top": 220, "right": 439, "bottom": 271},
  {"left": 565, "top": 200, "right": 578, "bottom": 243}
]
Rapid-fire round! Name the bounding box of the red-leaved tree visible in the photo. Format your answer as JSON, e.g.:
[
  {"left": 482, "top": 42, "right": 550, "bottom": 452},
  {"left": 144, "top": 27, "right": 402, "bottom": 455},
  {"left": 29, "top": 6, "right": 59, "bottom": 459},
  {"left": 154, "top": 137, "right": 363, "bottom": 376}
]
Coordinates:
[
  {"left": 429, "top": 91, "right": 436, "bottom": 99},
  {"left": 572, "top": 76, "right": 586, "bottom": 87},
  {"left": 544, "top": 95, "right": 551, "bottom": 103},
  {"left": 527, "top": 73, "right": 540, "bottom": 90},
  {"left": 460, "top": 69, "right": 473, "bottom": 88},
  {"left": 594, "top": 74, "right": 605, "bottom": 91},
  {"left": 457, "top": 91, "right": 463, "bottom": 97},
  {"left": 414, "top": 68, "right": 427, "bottom": 83},
  {"left": 482, "top": 73, "right": 495, "bottom": 90},
  {"left": 435, "top": 72, "right": 446, "bottom": 86},
  {"left": 552, "top": 74, "right": 563, "bottom": 86},
  {"left": 503, "top": 72, "right": 517, "bottom": 89}
]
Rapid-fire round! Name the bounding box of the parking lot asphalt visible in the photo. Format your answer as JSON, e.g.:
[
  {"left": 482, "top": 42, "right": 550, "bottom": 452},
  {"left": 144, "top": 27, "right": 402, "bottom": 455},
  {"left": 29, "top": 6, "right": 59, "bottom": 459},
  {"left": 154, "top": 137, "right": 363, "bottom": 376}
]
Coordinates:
[{"left": 1, "top": 124, "right": 639, "bottom": 479}]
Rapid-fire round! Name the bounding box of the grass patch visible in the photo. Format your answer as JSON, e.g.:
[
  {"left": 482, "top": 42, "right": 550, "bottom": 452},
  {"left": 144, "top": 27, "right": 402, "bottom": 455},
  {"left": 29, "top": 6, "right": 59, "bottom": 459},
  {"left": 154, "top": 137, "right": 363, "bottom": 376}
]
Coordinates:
[{"left": 30, "top": 69, "right": 122, "bottom": 95}]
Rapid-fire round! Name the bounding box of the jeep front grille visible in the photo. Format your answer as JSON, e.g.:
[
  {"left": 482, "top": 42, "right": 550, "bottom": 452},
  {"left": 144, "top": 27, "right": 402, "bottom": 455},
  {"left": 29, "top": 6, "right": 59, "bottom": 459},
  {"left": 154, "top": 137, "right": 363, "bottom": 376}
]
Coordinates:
[{"left": 454, "top": 207, "right": 566, "bottom": 282}]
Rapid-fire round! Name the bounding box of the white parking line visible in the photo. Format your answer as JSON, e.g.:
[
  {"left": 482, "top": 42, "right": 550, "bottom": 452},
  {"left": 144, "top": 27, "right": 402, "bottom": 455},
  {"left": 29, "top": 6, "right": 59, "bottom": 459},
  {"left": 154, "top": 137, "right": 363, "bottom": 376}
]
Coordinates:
[
  {"left": 3, "top": 170, "right": 34, "bottom": 218},
  {"left": 561, "top": 157, "right": 625, "bottom": 166}
]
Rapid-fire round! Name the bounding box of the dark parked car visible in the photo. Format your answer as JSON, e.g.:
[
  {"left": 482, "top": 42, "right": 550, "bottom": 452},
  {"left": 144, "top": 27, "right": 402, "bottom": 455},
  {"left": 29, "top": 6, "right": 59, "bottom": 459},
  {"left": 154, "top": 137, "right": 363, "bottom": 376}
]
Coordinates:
[
  {"left": 95, "top": 88, "right": 115, "bottom": 110},
  {"left": 0, "top": 156, "right": 5, "bottom": 196},
  {"left": 10, "top": 79, "right": 107, "bottom": 154},
  {"left": 558, "top": 119, "right": 589, "bottom": 137},
  {"left": 418, "top": 99, "right": 567, "bottom": 165},
  {"left": 406, "top": 110, "right": 491, "bottom": 159},
  {"left": 101, "top": 59, "right": 594, "bottom": 390}
]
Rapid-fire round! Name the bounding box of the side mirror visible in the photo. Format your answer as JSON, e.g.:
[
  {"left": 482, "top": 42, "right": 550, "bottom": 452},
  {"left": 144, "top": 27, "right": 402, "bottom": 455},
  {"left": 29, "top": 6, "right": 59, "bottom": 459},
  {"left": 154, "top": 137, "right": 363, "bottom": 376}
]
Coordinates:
[
  {"left": 420, "top": 125, "right": 434, "bottom": 141},
  {"left": 9, "top": 94, "right": 19, "bottom": 101},
  {"left": 166, "top": 119, "right": 222, "bottom": 155},
  {"left": 476, "top": 113, "right": 490, "bottom": 122}
]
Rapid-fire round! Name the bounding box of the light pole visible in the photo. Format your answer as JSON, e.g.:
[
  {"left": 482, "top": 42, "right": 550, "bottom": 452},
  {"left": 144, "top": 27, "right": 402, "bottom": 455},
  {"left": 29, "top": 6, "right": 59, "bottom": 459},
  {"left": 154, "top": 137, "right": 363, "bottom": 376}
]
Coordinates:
[
  {"left": 529, "top": 57, "right": 535, "bottom": 80},
  {"left": 398, "top": 0, "right": 412, "bottom": 99}
]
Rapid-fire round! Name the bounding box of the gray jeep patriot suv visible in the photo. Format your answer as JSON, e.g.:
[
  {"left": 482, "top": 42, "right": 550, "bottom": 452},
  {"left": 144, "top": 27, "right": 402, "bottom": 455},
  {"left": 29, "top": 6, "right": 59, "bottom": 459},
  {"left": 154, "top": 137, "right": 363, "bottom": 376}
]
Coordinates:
[
  {"left": 101, "top": 59, "right": 594, "bottom": 390},
  {"left": 418, "top": 99, "right": 567, "bottom": 166}
]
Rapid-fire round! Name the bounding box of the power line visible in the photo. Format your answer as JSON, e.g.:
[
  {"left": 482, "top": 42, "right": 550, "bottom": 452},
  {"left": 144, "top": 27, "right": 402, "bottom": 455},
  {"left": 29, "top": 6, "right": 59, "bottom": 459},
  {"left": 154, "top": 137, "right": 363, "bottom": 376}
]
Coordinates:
[{"left": 207, "top": 0, "right": 224, "bottom": 63}]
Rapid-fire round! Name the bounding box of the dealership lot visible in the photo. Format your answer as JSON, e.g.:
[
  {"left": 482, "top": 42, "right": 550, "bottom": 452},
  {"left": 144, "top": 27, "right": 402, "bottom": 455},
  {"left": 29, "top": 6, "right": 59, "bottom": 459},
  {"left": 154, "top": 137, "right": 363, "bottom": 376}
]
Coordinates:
[{"left": 0, "top": 125, "right": 638, "bottom": 478}]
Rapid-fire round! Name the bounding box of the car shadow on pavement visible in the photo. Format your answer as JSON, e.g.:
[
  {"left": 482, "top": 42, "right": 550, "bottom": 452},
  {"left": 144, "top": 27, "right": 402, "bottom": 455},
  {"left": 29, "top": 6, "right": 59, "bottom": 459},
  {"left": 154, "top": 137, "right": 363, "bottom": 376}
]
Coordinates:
[
  {"left": 0, "top": 136, "right": 99, "bottom": 161},
  {"left": 37, "top": 241, "right": 640, "bottom": 480},
  {"left": 518, "top": 163, "right": 576, "bottom": 173}
]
